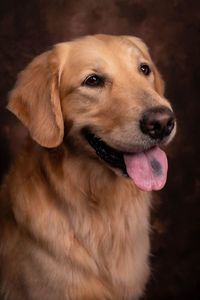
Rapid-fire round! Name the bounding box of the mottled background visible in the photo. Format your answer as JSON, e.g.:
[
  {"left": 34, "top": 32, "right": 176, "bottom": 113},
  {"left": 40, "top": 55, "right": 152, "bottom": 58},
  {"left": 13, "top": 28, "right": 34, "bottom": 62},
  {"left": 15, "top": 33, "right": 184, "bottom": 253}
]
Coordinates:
[{"left": 0, "top": 0, "right": 200, "bottom": 299}]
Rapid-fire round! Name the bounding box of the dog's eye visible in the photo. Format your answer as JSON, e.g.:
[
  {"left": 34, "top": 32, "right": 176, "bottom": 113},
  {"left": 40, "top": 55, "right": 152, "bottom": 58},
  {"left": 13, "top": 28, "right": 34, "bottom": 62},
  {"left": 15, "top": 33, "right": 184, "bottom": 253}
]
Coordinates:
[
  {"left": 140, "top": 64, "right": 151, "bottom": 76},
  {"left": 83, "top": 75, "right": 104, "bottom": 87}
]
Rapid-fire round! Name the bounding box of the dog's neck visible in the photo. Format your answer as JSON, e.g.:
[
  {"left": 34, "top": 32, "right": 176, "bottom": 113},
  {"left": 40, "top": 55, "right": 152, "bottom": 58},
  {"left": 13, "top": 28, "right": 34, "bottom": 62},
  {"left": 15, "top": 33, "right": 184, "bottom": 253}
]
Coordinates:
[
  {"left": 37, "top": 141, "right": 145, "bottom": 210},
  {"left": 8, "top": 140, "right": 150, "bottom": 278}
]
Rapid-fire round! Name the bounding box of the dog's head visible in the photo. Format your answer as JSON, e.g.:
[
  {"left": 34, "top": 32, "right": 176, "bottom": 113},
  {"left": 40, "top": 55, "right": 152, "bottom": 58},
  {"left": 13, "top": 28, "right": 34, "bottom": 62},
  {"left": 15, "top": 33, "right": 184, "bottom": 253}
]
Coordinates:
[{"left": 8, "top": 35, "right": 176, "bottom": 191}]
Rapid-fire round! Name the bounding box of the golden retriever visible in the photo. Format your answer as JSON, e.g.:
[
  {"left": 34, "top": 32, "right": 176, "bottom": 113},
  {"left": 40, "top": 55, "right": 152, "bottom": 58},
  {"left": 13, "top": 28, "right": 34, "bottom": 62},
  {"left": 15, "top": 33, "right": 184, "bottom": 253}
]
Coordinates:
[{"left": 0, "top": 35, "right": 176, "bottom": 300}]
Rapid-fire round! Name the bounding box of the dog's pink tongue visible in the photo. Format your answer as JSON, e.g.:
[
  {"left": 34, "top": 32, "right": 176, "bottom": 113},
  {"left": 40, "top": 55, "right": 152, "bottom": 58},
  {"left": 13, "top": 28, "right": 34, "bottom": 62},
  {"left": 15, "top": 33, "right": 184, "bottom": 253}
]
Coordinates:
[{"left": 124, "top": 147, "right": 168, "bottom": 191}]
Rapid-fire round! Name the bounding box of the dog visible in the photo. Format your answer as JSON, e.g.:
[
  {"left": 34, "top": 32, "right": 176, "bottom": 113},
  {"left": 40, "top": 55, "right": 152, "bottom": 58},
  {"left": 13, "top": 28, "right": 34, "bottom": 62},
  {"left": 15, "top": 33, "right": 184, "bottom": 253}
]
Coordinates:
[{"left": 0, "top": 35, "right": 176, "bottom": 300}]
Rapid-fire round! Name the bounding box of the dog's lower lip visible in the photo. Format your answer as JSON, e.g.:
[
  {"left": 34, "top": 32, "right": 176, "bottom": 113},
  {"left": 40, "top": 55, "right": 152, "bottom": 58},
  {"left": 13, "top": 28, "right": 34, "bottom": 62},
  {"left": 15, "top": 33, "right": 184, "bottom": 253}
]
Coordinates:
[{"left": 82, "top": 129, "right": 128, "bottom": 176}]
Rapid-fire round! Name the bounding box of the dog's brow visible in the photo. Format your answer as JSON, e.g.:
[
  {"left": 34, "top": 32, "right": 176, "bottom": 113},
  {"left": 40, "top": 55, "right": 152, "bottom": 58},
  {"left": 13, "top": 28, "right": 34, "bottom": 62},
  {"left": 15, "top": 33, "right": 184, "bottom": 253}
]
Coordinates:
[
  {"left": 90, "top": 64, "right": 109, "bottom": 76},
  {"left": 127, "top": 46, "right": 141, "bottom": 58},
  {"left": 123, "top": 39, "right": 149, "bottom": 61},
  {"left": 93, "top": 62, "right": 102, "bottom": 70}
]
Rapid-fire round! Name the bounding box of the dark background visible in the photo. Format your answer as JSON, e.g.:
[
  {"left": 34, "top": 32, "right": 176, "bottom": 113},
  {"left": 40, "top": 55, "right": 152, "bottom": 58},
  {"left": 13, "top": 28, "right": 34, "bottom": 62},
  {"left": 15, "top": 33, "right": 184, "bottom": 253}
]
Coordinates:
[{"left": 0, "top": 0, "right": 200, "bottom": 299}]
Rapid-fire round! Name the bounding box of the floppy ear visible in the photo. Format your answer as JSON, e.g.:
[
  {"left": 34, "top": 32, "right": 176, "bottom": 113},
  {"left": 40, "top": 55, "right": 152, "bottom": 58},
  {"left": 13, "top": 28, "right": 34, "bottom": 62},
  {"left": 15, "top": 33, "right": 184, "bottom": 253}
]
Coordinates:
[
  {"left": 7, "top": 49, "right": 64, "bottom": 148},
  {"left": 152, "top": 66, "right": 165, "bottom": 96},
  {"left": 123, "top": 36, "right": 165, "bottom": 96}
]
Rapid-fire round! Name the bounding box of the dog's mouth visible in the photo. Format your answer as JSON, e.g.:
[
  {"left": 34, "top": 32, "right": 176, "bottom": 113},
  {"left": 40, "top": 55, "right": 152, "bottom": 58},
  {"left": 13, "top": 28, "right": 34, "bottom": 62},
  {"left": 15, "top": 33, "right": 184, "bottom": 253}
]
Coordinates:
[
  {"left": 83, "top": 130, "right": 128, "bottom": 176},
  {"left": 83, "top": 129, "right": 168, "bottom": 192}
]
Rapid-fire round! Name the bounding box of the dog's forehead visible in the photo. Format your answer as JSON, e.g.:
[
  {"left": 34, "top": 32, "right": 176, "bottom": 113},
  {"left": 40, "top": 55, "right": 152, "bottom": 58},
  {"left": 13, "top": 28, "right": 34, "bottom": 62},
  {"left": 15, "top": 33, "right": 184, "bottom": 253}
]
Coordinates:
[
  {"left": 59, "top": 35, "right": 149, "bottom": 74},
  {"left": 76, "top": 35, "right": 145, "bottom": 60}
]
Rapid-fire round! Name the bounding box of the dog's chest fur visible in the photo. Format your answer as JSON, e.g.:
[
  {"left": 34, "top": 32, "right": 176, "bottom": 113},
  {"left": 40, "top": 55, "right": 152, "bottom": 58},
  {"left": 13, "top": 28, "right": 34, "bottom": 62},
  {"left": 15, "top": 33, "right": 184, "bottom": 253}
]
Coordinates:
[{"left": 1, "top": 147, "right": 151, "bottom": 300}]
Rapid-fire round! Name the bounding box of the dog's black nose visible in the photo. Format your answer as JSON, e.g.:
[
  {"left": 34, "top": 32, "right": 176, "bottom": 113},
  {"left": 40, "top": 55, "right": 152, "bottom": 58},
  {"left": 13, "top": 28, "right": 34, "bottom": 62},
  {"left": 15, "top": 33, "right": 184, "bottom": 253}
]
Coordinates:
[{"left": 140, "top": 106, "right": 175, "bottom": 140}]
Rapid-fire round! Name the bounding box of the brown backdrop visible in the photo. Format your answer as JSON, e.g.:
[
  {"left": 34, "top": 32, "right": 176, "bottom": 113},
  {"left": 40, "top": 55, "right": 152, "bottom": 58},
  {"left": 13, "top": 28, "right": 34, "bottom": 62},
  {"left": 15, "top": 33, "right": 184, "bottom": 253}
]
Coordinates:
[{"left": 0, "top": 0, "right": 200, "bottom": 299}]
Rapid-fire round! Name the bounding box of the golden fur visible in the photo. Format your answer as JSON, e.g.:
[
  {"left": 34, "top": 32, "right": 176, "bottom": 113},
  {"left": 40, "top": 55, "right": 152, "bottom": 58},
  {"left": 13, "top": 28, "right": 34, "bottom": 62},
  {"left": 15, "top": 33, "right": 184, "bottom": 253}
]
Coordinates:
[{"left": 0, "top": 35, "right": 174, "bottom": 300}]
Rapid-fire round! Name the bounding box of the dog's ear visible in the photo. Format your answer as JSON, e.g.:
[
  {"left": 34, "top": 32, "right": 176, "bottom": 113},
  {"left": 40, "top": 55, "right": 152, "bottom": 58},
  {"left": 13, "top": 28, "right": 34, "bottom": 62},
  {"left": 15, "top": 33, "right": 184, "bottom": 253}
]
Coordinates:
[
  {"left": 123, "top": 36, "right": 165, "bottom": 96},
  {"left": 7, "top": 49, "right": 64, "bottom": 148},
  {"left": 152, "top": 67, "right": 165, "bottom": 96}
]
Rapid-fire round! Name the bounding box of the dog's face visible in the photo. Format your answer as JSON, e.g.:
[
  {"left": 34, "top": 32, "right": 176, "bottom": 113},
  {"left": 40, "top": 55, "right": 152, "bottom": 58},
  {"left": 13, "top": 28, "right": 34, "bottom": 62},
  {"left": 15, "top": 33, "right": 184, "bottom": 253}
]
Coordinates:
[{"left": 8, "top": 35, "right": 176, "bottom": 190}]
